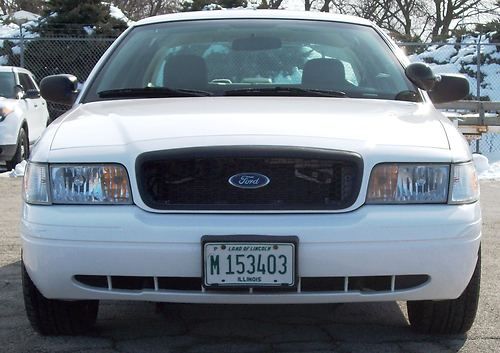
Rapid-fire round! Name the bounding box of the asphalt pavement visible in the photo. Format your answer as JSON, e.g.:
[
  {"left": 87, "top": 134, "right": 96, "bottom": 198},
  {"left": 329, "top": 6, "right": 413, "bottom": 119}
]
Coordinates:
[{"left": 1, "top": 178, "right": 499, "bottom": 353}]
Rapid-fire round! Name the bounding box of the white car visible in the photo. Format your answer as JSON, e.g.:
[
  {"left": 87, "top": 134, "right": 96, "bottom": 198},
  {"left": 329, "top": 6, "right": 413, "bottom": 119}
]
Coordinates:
[
  {"left": 0, "top": 66, "right": 49, "bottom": 169},
  {"left": 22, "top": 11, "right": 481, "bottom": 336}
]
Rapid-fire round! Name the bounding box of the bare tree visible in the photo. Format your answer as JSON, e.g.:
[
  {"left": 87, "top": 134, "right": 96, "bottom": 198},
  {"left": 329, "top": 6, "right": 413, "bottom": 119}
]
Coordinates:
[
  {"left": 430, "top": 0, "right": 500, "bottom": 39},
  {"left": 304, "top": 0, "right": 317, "bottom": 10},
  {"left": 369, "top": 0, "right": 430, "bottom": 40},
  {"left": 325, "top": 0, "right": 499, "bottom": 41},
  {"left": 0, "top": 0, "right": 16, "bottom": 15},
  {"left": 329, "top": 0, "right": 392, "bottom": 24},
  {"left": 268, "top": 0, "right": 285, "bottom": 8}
]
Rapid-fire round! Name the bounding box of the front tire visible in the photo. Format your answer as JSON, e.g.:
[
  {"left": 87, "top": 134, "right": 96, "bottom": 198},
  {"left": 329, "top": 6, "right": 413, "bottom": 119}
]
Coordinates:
[
  {"left": 22, "top": 262, "right": 99, "bottom": 335},
  {"left": 407, "top": 248, "right": 481, "bottom": 334},
  {"left": 6, "top": 127, "right": 28, "bottom": 170}
]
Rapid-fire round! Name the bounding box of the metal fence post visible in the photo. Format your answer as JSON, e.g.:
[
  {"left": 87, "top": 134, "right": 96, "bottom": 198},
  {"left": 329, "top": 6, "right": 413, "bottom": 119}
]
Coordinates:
[
  {"left": 19, "top": 24, "right": 25, "bottom": 68},
  {"left": 476, "top": 34, "right": 481, "bottom": 100}
]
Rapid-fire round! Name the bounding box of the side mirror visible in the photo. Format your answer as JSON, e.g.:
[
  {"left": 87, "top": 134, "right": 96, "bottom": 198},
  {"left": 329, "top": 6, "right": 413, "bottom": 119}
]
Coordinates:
[
  {"left": 24, "top": 89, "right": 41, "bottom": 99},
  {"left": 40, "top": 74, "right": 79, "bottom": 105},
  {"left": 428, "top": 74, "right": 470, "bottom": 104},
  {"left": 405, "top": 62, "right": 438, "bottom": 91}
]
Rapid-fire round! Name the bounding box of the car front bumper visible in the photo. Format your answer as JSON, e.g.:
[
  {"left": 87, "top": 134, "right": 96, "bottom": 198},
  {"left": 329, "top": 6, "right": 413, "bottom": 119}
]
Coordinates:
[{"left": 21, "top": 202, "right": 481, "bottom": 304}]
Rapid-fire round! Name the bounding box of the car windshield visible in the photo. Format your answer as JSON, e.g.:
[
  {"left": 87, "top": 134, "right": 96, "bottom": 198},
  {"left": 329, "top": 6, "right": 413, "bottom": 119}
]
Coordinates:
[
  {"left": 0, "top": 72, "right": 16, "bottom": 99},
  {"left": 83, "top": 19, "right": 418, "bottom": 102}
]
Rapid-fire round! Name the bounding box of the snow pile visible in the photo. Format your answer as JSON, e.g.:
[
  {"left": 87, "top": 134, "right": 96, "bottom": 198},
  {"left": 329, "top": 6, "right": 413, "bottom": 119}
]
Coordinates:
[
  {"left": 0, "top": 4, "right": 133, "bottom": 42},
  {"left": 479, "top": 162, "right": 500, "bottom": 180},
  {"left": 409, "top": 32, "right": 500, "bottom": 101},
  {"left": 473, "top": 153, "right": 489, "bottom": 174},
  {"left": 0, "top": 10, "right": 40, "bottom": 42},
  {"left": 417, "top": 39, "right": 458, "bottom": 64},
  {"left": 0, "top": 160, "right": 26, "bottom": 178},
  {"left": 280, "top": 0, "right": 305, "bottom": 10},
  {"left": 108, "top": 3, "right": 134, "bottom": 26},
  {"left": 474, "top": 151, "right": 500, "bottom": 180},
  {"left": 202, "top": 3, "right": 225, "bottom": 11}
]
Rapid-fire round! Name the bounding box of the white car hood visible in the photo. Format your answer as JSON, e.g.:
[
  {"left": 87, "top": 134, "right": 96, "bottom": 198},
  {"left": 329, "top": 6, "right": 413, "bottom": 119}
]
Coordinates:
[{"left": 50, "top": 97, "right": 449, "bottom": 150}]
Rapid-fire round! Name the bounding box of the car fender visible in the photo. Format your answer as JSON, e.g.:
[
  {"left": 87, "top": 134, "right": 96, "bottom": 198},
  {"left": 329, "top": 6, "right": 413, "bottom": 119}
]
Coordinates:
[{"left": 0, "top": 107, "right": 26, "bottom": 146}]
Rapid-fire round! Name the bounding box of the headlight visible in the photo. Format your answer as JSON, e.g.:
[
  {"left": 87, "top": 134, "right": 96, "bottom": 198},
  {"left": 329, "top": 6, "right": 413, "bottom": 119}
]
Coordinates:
[
  {"left": 366, "top": 164, "right": 450, "bottom": 204},
  {"left": 23, "top": 163, "right": 132, "bottom": 205},
  {"left": 51, "top": 164, "right": 132, "bottom": 204},
  {"left": 449, "top": 162, "right": 479, "bottom": 204},
  {"left": 23, "top": 163, "right": 50, "bottom": 204}
]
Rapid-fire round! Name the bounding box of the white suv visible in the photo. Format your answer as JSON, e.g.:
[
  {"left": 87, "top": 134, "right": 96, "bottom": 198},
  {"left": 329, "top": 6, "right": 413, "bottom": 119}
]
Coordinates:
[
  {"left": 22, "top": 11, "right": 481, "bottom": 336},
  {"left": 0, "top": 66, "right": 49, "bottom": 169}
]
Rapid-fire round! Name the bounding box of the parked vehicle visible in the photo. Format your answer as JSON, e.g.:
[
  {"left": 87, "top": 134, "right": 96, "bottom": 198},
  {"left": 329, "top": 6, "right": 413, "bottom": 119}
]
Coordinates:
[
  {"left": 22, "top": 10, "right": 480, "bottom": 335},
  {"left": 0, "top": 66, "right": 49, "bottom": 169}
]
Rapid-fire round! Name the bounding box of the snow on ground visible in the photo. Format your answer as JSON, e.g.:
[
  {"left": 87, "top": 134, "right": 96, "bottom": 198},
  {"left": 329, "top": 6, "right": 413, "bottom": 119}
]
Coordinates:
[
  {"left": 0, "top": 16, "right": 38, "bottom": 47},
  {"left": 280, "top": 0, "right": 305, "bottom": 10},
  {"left": 478, "top": 158, "right": 500, "bottom": 180},
  {"left": 8, "top": 10, "right": 39, "bottom": 23},
  {"left": 418, "top": 42, "right": 457, "bottom": 64},
  {"left": 0, "top": 5, "right": 133, "bottom": 47},
  {"left": 409, "top": 32, "right": 500, "bottom": 101},
  {"left": 475, "top": 144, "right": 500, "bottom": 180}
]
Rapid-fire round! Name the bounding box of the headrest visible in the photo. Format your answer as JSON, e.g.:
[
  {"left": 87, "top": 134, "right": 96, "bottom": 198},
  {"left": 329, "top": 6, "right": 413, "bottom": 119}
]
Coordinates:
[
  {"left": 164, "top": 54, "right": 208, "bottom": 89},
  {"left": 302, "top": 58, "right": 347, "bottom": 88}
]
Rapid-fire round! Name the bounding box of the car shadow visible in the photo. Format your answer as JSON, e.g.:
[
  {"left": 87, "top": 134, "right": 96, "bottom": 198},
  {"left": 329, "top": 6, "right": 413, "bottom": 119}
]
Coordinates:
[{"left": 0, "top": 259, "right": 469, "bottom": 352}]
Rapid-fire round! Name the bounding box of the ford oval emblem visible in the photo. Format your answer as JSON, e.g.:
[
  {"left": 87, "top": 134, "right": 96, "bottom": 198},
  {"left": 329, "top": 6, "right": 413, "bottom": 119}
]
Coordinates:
[{"left": 228, "top": 173, "right": 270, "bottom": 189}]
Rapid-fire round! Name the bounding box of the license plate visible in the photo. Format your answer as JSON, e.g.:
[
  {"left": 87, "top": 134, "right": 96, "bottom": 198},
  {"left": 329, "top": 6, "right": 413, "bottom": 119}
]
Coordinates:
[{"left": 202, "top": 236, "right": 298, "bottom": 288}]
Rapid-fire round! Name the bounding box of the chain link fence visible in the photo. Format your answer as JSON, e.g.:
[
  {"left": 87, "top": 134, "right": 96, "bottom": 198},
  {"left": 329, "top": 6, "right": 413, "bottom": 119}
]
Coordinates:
[
  {"left": 0, "top": 37, "right": 115, "bottom": 80},
  {"left": 400, "top": 41, "right": 500, "bottom": 163},
  {"left": 0, "top": 35, "right": 499, "bottom": 159},
  {"left": 400, "top": 40, "right": 500, "bottom": 158},
  {"left": 399, "top": 41, "right": 500, "bottom": 101},
  {"left": 0, "top": 36, "right": 115, "bottom": 119}
]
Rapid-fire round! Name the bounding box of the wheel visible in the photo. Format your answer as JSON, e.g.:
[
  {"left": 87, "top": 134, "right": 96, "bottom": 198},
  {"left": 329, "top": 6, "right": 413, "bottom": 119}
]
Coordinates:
[
  {"left": 407, "top": 248, "right": 481, "bottom": 334},
  {"left": 6, "top": 128, "right": 28, "bottom": 170},
  {"left": 22, "top": 261, "right": 99, "bottom": 335}
]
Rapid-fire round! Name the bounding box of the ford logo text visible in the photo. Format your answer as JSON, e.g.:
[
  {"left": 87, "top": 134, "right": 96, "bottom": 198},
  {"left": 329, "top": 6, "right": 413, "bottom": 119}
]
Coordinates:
[{"left": 228, "top": 173, "right": 270, "bottom": 189}]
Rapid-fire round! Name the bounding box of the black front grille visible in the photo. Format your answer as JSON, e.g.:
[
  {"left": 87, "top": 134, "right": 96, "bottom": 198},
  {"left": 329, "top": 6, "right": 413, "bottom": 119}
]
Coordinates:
[{"left": 136, "top": 146, "right": 363, "bottom": 211}]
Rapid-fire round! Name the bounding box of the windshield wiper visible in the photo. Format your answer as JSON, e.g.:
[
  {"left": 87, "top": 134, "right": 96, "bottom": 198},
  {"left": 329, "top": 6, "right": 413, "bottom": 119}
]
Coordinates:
[
  {"left": 98, "top": 87, "right": 213, "bottom": 99},
  {"left": 224, "top": 87, "right": 346, "bottom": 98}
]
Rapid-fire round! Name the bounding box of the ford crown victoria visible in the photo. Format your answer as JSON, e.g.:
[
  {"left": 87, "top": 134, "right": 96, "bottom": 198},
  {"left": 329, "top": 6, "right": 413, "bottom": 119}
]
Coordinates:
[{"left": 21, "top": 10, "right": 480, "bottom": 335}]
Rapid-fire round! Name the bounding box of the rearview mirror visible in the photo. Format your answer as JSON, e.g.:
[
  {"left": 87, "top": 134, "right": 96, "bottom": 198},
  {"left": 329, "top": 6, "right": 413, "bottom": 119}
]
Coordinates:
[
  {"left": 40, "top": 74, "right": 79, "bottom": 105},
  {"left": 232, "top": 36, "right": 282, "bottom": 51},
  {"left": 405, "top": 62, "right": 438, "bottom": 91}
]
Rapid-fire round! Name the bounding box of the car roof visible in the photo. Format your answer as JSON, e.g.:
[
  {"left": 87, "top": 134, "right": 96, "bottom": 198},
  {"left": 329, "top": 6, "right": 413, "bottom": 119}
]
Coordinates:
[
  {"left": 0, "top": 66, "right": 33, "bottom": 75},
  {"left": 135, "top": 9, "right": 373, "bottom": 27}
]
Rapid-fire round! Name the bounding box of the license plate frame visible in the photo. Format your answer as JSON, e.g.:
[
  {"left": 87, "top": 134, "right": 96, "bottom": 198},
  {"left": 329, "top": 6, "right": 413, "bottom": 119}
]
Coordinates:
[{"left": 201, "top": 235, "right": 299, "bottom": 289}]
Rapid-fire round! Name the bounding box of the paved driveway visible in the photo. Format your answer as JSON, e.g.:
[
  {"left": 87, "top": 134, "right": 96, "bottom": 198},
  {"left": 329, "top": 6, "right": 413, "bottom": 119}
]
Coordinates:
[{"left": 1, "top": 178, "right": 499, "bottom": 353}]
